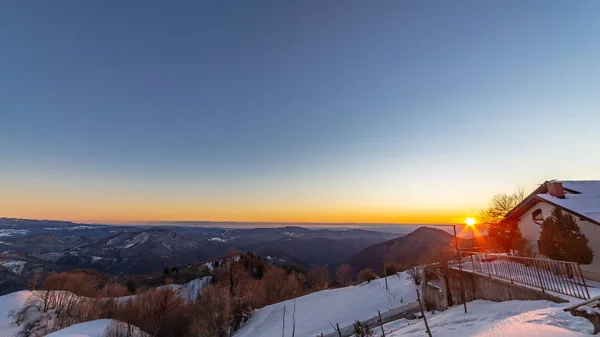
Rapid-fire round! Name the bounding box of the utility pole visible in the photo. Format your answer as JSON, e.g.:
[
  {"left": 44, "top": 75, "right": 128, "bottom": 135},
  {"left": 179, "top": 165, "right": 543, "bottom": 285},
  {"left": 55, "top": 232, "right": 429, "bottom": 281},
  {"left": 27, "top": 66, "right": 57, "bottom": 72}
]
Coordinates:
[{"left": 433, "top": 224, "right": 467, "bottom": 313}]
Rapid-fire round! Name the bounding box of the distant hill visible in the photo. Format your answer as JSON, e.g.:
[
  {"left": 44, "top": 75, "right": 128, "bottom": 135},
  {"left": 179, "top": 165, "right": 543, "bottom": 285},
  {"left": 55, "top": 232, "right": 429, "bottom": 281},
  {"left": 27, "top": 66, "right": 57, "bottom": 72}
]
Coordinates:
[
  {"left": 3, "top": 233, "right": 92, "bottom": 254},
  {"left": 343, "top": 227, "right": 453, "bottom": 274},
  {"left": 37, "top": 229, "right": 219, "bottom": 275}
]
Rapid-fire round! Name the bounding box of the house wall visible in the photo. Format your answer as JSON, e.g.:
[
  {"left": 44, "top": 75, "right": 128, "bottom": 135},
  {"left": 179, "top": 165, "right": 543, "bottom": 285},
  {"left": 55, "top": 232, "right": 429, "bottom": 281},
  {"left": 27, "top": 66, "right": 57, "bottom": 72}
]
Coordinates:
[
  {"left": 517, "top": 201, "right": 600, "bottom": 281},
  {"left": 518, "top": 202, "right": 555, "bottom": 247},
  {"left": 578, "top": 221, "right": 600, "bottom": 281}
]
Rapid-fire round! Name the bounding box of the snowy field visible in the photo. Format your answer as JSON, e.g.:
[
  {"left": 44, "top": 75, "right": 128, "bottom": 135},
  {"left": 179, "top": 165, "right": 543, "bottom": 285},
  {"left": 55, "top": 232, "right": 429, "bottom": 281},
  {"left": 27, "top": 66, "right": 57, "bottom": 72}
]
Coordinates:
[{"left": 235, "top": 272, "right": 418, "bottom": 337}]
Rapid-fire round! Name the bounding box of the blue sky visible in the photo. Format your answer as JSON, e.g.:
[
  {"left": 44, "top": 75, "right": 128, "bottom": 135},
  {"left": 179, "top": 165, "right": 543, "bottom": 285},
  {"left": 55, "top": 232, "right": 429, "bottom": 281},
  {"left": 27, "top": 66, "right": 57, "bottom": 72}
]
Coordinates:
[{"left": 1, "top": 1, "right": 599, "bottom": 223}]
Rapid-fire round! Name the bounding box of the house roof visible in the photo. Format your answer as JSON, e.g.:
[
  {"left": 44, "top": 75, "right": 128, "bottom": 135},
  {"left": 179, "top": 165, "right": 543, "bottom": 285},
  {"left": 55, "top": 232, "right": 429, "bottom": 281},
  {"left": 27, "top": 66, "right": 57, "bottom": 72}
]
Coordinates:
[{"left": 504, "top": 180, "right": 600, "bottom": 226}]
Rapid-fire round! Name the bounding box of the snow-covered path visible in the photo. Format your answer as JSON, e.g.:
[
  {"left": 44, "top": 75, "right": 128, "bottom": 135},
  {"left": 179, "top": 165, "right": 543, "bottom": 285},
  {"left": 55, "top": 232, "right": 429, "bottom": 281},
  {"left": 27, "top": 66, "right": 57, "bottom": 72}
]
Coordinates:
[
  {"left": 384, "top": 300, "right": 593, "bottom": 337},
  {"left": 235, "top": 273, "right": 418, "bottom": 337}
]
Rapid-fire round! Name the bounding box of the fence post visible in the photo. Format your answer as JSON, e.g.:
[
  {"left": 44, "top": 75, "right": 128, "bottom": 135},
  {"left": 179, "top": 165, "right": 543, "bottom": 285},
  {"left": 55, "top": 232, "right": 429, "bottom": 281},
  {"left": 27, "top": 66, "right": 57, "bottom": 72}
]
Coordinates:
[
  {"left": 336, "top": 323, "right": 341, "bottom": 337},
  {"left": 416, "top": 289, "right": 433, "bottom": 337},
  {"left": 578, "top": 264, "right": 591, "bottom": 299},
  {"left": 533, "top": 261, "right": 544, "bottom": 292},
  {"left": 505, "top": 256, "right": 514, "bottom": 284},
  {"left": 470, "top": 254, "right": 475, "bottom": 273},
  {"left": 378, "top": 310, "right": 386, "bottom": 337}
]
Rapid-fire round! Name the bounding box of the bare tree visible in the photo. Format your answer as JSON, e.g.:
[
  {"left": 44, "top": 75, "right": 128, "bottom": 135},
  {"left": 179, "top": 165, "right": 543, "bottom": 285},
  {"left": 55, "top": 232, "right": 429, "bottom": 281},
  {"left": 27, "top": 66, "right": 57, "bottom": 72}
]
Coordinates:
[
  {"left": 407, "top": 267, "right": 423, "bottom": 286},
  {"left": 335, "top": 264, "right": 352, "bottom": 286},
  {"left": 190, "top": 285, "right": 230, "bottom": 337},
  {"left": 307, "top": 265, "right": 329, "bottom": 290},
  {"left": 480, "top": 188, "right": 525, "bottom": 252},
  {"left": 426, "top": 246, "right": 455, "bottom": 307},
  {"left": 149, "top": 288, "right": 182, "bottom": 337}
]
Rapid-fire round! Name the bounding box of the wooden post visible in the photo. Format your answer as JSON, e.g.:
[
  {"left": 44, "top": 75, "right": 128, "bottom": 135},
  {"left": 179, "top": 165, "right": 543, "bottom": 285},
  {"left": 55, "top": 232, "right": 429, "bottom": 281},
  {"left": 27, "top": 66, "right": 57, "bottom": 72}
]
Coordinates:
[
  {"left": 282, "top": 305, "right": 286, "bottom": 337},
  {"left": 378, "top": 310, "right": 386, "bottom": 337},
  {"left": 416, "top": 289, "right": 433, "bottom": 337},
  {"left": 460, "top": 277, "right": 467, "bottom": 313},
  {"left": 336, "top": 323, "right": 342, "bottom": 337}
]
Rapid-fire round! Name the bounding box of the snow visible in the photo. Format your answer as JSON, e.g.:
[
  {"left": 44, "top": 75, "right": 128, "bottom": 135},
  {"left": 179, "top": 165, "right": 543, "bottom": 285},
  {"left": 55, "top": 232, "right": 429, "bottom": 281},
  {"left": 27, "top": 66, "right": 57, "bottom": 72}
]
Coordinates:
[
  {"left": 45, "top": 226, "right": 98, "bottom": 231},
  {"left": 537, "top": 180, "right": 600, "bottom": 223},
  {"left": 1, "top": 260, "right": 27, "bottom": 274},
  {"left": 235, "top": 272, "right": 416, "bottom": 337},
  {"left": 0, "top": 277, "right": 209, "bottom": 336},
  {"left": 0, "top": 229, "right": 29, "bottom": 237},
  {"left": 155, "top": 276, "right": 212, "bottom": 302},
  {"left": 209, "top": 237, "right": 226, "bottom": 242},
  {"left": 578, "top": 305, "right": 600, "bottom": 315},
  {"left": 45, "top": 319, "right": 148, "bottom": 337},
  {"left": 384, "top": 300, "right": 592, "bottom": 337},
  {"left": 121, "top": 232, "right": 149, "bottom": 249},
  {"left": 116, "top": 276, "right": 212, "bottom": 303},
  {"left": 283, "top": 231, "right": 303, "bottom": 238},
  {"left": 0, "top": 290, "right": 35, "bottom": 337}
]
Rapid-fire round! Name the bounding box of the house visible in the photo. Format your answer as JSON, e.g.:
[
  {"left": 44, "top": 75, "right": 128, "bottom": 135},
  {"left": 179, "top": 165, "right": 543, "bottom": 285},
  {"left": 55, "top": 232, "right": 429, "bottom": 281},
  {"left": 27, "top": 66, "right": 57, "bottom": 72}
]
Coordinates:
[{"left": 504, "top": 180, "right": 600, "bottom": 281}]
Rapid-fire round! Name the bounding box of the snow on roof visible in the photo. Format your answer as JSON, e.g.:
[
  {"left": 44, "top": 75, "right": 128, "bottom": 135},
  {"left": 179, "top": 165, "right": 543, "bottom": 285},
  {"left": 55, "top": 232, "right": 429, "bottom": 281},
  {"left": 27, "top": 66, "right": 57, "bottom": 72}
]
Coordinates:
[
  {"left": 537, "top": 180, "right": 600, "bottom": 224},
  {"left": 561, "top": 180, "right": 600, "bottom": 195}
]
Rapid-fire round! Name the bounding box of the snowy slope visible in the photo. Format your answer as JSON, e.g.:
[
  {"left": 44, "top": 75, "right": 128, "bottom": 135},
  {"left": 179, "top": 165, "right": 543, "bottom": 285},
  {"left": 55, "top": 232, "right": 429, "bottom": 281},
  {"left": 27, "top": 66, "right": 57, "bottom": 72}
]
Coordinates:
[
  {"left": 0, "top": 277, "right": 209, "bottom": 336},
  {"left": 235, "top": 272, "right": 417, "bottom": 337},
  {"left": 45, "top": 319, "right": 147, "bottom": 337},
  {"left": 0, "top": 290, "right": 35, "bottom": 337},
  {"left": 383, "top": 300, "right": 592, "bottom": 337},
  {"left": 116, "top": 276, "right": 212, "bottom": 303}
]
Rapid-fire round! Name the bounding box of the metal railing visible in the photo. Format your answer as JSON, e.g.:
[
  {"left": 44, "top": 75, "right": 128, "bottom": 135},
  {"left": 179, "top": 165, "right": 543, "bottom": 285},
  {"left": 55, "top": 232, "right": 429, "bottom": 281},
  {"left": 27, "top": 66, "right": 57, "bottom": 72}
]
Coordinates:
[{"left": 457, "top": 252, "right": 590, "bottom": 300}]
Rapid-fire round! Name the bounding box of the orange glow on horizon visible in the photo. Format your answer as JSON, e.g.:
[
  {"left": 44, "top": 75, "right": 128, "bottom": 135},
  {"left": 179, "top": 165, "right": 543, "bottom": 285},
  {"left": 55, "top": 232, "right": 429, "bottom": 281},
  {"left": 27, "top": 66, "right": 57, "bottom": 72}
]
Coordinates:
[{"left": 0, "top": 206, "right": 481, "bottom": 225}]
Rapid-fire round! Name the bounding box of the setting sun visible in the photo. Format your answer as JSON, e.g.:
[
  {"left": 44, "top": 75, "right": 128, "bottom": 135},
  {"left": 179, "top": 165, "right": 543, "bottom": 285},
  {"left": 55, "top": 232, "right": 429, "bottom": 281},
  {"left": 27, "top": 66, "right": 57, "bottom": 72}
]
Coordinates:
[{"left": 465, "top": 217, "right": 476, "bottom": 226}]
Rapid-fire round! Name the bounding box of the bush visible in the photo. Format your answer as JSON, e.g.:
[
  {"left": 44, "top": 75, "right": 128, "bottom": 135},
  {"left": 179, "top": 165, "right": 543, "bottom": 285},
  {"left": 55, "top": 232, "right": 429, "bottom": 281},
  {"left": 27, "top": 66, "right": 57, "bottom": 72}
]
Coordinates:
[
  {"left": 190, "top": 285, "right": 231, "bottom": 337},
  {"left": 353, "top": 320, "right": 373, "bottom": 337},
  {"left": 407, "top": 267, "right": 423, "bottom": 286},
  {"left": 384, "top": 264, "right": 398, "bottom": 276},
  {"left": 358, "top": 269, "right": 377, "bottom": 283}
]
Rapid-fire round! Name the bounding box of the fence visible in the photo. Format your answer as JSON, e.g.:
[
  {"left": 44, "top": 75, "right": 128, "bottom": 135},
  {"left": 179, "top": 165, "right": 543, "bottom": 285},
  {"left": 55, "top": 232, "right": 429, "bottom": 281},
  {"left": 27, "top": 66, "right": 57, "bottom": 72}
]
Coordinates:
[{"left": 457, "top": 253, "right": 590, "bottom": 300}]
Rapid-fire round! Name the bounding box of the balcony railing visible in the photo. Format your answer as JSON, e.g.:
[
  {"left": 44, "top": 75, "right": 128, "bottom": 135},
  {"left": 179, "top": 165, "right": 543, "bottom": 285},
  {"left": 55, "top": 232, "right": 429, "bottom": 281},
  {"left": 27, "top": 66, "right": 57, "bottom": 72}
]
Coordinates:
[{"left": 456, "top": 252, "right": 590, "bottom": 300}]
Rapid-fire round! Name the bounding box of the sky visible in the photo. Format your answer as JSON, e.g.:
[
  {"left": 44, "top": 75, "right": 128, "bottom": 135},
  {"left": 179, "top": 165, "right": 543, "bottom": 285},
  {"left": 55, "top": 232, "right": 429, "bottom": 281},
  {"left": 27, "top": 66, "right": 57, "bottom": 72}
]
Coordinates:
[{"left": 1, "top": 1, "right": 599, "bottom": 224}]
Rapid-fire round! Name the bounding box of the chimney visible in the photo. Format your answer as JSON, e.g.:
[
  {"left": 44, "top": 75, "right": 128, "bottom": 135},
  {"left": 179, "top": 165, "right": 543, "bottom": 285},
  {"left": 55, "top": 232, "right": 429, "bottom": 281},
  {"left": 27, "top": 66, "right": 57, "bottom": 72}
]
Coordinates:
[{"left": 546, "top": 181, "right": 565, "bottom": 199}]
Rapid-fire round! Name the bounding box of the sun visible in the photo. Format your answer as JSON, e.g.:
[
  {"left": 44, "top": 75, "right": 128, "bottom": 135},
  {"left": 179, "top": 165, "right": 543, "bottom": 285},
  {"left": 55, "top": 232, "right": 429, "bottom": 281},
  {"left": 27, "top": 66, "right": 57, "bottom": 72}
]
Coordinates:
[{"left": 464, "top": 217, "right": 476, "bottom": 227}]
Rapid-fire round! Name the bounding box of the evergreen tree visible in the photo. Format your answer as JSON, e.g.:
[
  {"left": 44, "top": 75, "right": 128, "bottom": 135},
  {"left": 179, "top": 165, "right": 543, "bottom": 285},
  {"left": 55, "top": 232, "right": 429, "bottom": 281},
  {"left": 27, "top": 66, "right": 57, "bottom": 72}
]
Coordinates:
[{"left": 539, "top": 208, "right": 593, "bottom": 264}]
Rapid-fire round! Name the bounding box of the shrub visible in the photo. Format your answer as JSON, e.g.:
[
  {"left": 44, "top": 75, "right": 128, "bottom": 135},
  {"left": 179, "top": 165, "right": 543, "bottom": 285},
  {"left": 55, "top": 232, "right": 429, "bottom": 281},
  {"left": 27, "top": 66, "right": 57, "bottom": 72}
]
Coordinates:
[
  {"left": 384, "top": 264, "right": 398, "bottom": 276},
  {"left": 358, "top": 269, "right": 377, "bottom": 283},
  {"left": 353, "top": 320, "right": 373, "bottom": 337},
  {"left": 335, "top": 264, "right": 352, "bottom": 286},
  {"left": 190, "top": 285, "right": 231, "bottom": 337},
  {"left": 407, "top": 267, "right": 423, "bottom": 286}
]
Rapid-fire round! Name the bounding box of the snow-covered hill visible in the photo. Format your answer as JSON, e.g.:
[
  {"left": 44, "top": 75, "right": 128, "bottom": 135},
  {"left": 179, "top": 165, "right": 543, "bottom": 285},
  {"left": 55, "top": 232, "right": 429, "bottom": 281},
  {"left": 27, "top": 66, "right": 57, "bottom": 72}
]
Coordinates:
[
  {"left": 235, "top": 272, "right": 418, "bottom": 337},
  {"left": 45, "top": 319, "right": 147, "bottom": 337},
  {"left": 0, "top": 277, "right": 210, "bottom": 337}
]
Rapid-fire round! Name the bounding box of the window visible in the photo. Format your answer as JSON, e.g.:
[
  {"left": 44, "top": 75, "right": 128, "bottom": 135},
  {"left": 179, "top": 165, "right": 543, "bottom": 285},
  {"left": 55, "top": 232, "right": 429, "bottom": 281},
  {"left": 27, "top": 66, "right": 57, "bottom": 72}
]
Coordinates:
[{"left": 532, "top": 209, "right": 544, "bottom": 225}]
